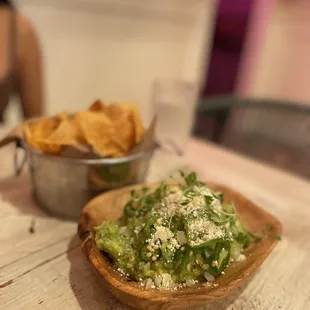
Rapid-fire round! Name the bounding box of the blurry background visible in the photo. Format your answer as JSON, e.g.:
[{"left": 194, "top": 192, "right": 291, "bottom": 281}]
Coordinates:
[
  {"left": 7, "top": 0, "right": 217, "bottom": 125},
  {"left": 194, "top": 0, "right": 310, "bottom": 179},
  {"left": 5, "top": 0, "right": 310, "bottom": 179}
]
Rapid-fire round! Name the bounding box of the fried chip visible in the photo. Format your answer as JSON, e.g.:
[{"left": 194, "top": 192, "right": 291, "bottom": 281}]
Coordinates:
[
  {"left": 104, "top": 103, "right": 129, "bottom": 121},
  {"left": 56, "top": 112, "right": 69, "bottom": 122},
  {"left": 23, "top": 100, "right": 147, "bottom": 158},
  {"left": 35, "top": 140, "right": 63, "bottom": 155},
  {"left": 70, "top": 116, "right": 87, "bottom": 144},
  {"left": 111, "top": 119, "right": 135, "bottom": 154},
  {"left": 101, "top": 103, "right": 136, "bottom": 153},
  {"left": 24, "top": 117, "right": 60, "bottom": 151},
  {"left": 46, "top": 120, "right": 79, "bottom": 143},
  {"left": 74, "top": 111, "right": 124, "bottom": 157},
  {"left": 88, "top": 100, "right": 106, "bottom": 112},
  {"left": 23, "top": 123, "right": 40, "bottom": 149},
  {"left": 35, "top": 120, "right": 81, "bottom": 155},
  {"left": 118, "top": 103, "right": 145, "bottom": 144},
  {"left": 29, "top": 117, "right": 59, "bottom": 140}
]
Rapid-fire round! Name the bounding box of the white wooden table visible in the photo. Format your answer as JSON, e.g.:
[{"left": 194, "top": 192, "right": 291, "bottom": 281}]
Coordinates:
[{"left": 0, "top": 138, "right": 310, "bottom": 310}]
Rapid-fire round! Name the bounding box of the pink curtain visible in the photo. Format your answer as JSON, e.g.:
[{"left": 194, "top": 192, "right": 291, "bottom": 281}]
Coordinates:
[{"left": 236, "top": 0, "right": 275, "bottom": 96}]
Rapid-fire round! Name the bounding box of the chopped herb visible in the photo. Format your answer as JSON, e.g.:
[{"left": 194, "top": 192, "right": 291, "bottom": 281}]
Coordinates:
[
  {"left": 264, "top": 224, "right": 274, "bottom": 232},
  {"left": 180, "top": 200, "right": 190, "bottom": 206},
  {"left": 214, "top": 191, "right": 224, "bottom": 203},
  {"left": 95, "top": 171, "right": 252, "bottom": 290},
  {"left": 272, "top": 234, "right": 282, "bottom": 240},
  {"left": 204, "top": 195, "right": 214, "bottom": 206},
  {"left": 142, "top": 186, "right": 149, "bottom": 193},
  {"left": 185, "top": 172, "right": 197, "bottom": 186},
  {"left": 248, "top": 231, "right": 262, "bottom": 242}
]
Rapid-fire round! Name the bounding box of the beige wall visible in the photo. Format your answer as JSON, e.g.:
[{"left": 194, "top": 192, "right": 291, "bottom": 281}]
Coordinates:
[
  {"left": 7, "top": 0, "right": 217, "bottom": 126},
  {"left": 246, "top": 0, "right": 310, "bottom": 104},
  {"left": 232, "top": 0, "right": 310, "bottom": 147}
]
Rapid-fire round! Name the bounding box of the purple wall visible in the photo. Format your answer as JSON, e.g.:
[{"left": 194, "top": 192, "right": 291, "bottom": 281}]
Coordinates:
[
  {"left": 201, "top": 0, "right": 255, "bottom": 97},
  {"left": 218, "top": 0, "right": 254, "bottom": 16}
]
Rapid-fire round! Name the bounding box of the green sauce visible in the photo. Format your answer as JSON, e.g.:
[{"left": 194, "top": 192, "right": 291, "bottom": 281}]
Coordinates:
[{"left": 95, "top": 172, "right": 251, "bottom": 290}]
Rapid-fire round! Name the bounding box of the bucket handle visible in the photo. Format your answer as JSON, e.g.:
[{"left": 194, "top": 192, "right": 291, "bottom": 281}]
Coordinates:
[
  {"left": 0, "top": 124, "right": 24, "bottom": 148},
  {"left": 14, "top": 139, "right": 27, "bottom": 176},
  {"left": 0, "top": 124, "right": 26, "bottom": 176}
]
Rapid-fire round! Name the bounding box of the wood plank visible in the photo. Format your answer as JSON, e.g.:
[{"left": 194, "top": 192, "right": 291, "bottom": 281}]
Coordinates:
[
  {"left": 1, "top": 189, "right": 310, "bottom": 310},
  {"left": 0, "top": 237, "right": 79, "bottom": 285},
  {"left": 0, "top": 246, "right": 131, "bottom": 310},
  {"left": 1, "top": 139, "right": 310, "bottom": 309},
  {"left": 0, "top": 144, "right": 15, "bottom": 179},
  {"left": 187, "top": 139, "right": 310, "bottom": 207},
  {"left": 0, "top": 150, "right": 186, "bottom": 269},
  {"left": 0, "top": 175, "right": 76, "bottom": 268},
  {"left": 0, "top": 217, "right": 75, "bottom": 268}
]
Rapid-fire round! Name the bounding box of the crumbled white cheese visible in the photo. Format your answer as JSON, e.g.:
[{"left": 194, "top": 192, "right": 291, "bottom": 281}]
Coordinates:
[
  {"left": 145, "top": 278, "right": 154, "bottom": 289},
  {"left": 154, "top": 275, "right": 162, "bottom": 287},
  {"left": 187, "top": 218, "right": 224, "bottom": 247},
  {"left": 117, "top": 268, "right": 125, "bottom": 275},
  {"left": 204, "top": 272, "right": 215, "bottom": 282},
  {"left": 135, "top": 183, "right": 239, "bottom": 291},
  {"left": 235, "top": 254, "right": 246, "bottom": 262},
  {"left": 148, "top": 185, "right": 225, "bottom": 250},
  {"left": 195, "top": 185, "right": 213, "bottom": 197},
  {"left": 154, "top": 226, "right": 173, "bottom": 242},
  {"left": 140, "top": 274, "right": 197, "bottom": 290},
  {"left": 161, "top": 274, "right": 172, "bottom": 288},
  {"left": 185, "top": 279, "right": 197, "bottom": 287},
  {"left": 134, "top": 225, "right": 142, "bottom": 235},
  {"left": 176, "top": 231, "right": 187, "bottom": 245},
  {"left": 119, "top": 226, "right": 131, "bottom": 237},
  {"left": 211, "top": 260, "right": 218, "bottom": 267},
  {"left": 167, "top": 237, "right": 180, "bottom": 251}
]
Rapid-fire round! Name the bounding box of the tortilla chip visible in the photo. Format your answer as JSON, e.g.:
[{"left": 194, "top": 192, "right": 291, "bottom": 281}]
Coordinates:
[
  {"left": 24, "top": 117, "right": 60, "bottom": 151},
  {"left": 104, "top": 103, "right": 129, "bottom": 121},
  {"left": 74, "top": 111, "right": 124, "bottom": 157},
  {"left": 118, "top": 103, "right": 145, "bottom": 144},
  {"left": 56, "top": 112, "right": 69, "bottom": 122},
  {"left": 35, "top": 120, "right": 80, "bottom": 155},
  {"left": 23, "top": 123, "right": 40, "bottom": 149},
  {"left": 88, "top": 100, "right": 106, "bottom": 112},
  {"left": 30, "top": 117, "right": 59, "bottom": 140},
  {"left": 22, "top": 100, "right": 147, "bottom": 158},
  {"left": 46, "top": 120, "right": 79, "bottom": 143}
]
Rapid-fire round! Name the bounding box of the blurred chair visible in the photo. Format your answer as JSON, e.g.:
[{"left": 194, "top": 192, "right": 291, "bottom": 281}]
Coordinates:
[{"left": 194, "top": 97, "right": 310, "bottom": 179}]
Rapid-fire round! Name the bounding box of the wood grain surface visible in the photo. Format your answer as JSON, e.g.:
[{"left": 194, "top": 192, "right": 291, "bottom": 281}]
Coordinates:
[{"left": 0, "top": 138, "right": 309, "bottom": 310}]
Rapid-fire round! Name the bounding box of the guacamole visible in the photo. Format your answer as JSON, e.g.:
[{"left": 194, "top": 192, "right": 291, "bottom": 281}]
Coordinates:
[{"left": 95, "top": 172, "right": 251, "bottom": 290}]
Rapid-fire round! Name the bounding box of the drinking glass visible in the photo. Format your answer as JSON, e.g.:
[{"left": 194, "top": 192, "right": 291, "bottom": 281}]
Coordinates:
[{"left": 152, "top": 79, "right": 198, "bottom": 153}]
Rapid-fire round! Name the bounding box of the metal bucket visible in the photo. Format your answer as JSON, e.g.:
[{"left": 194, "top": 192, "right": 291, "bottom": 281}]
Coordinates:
[{"left": 15, "top": 142, "right": 155, "bottom": 221}]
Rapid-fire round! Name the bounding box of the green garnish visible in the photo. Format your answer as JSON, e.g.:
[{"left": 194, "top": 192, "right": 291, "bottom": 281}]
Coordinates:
[
  {"left": 95, "top": 171, "right": 252, "bottom": 290},
  {"left": 264, "top": 224, "right": 274, "bottom": 232},
  {"left": 272, "top": 234, "right": 282, "bottom": 240}
]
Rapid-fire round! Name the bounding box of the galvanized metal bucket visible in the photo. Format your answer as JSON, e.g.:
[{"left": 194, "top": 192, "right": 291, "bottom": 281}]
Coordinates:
[{"left": 15, "top": 141, "right": 155, "bottom": 221}]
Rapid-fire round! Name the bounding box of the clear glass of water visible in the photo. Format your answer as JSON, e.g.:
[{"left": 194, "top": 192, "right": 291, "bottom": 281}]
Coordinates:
[{"left": 152, "top": 79, "right": 198, "bottom": 153}]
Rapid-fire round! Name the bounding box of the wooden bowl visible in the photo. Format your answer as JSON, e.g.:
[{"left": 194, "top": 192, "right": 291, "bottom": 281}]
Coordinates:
[{"left": 78, "top": 183, "right": 282, "bottom": 310}]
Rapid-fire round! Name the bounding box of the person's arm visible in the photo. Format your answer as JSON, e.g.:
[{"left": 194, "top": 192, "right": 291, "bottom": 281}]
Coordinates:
[{"left": 16, "top": 15, "right": 44, "bottom": 119}]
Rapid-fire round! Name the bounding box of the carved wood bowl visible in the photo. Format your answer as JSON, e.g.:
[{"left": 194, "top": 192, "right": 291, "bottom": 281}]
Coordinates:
[{"left": 78, "top": 182, "right": 282, "bottom": 310}]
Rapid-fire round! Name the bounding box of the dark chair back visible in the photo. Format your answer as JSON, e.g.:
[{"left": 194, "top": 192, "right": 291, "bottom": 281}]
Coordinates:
[{"left": 194, "top": 97, "right": 310, "bottom": 179}]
